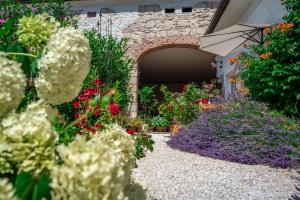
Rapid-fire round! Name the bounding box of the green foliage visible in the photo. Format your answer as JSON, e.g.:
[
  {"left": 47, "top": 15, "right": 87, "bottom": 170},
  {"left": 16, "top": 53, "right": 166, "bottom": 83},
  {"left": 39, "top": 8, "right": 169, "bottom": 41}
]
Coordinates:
[
  {"left": 151, "top": 116, "right": 170, "bottom": 127},
  {"left": 15, "top": 172, "right": 51, "bottom": 200},
  {"left": 83, "top": 30, "right": 133, "bottom": 110},
  {"left": 158, "top": 84, "right": 202, "bottom": 125},
  {"left": 239, "top": 0, "right": 300, "bottom": 116},
  {"left": 138, "top": 86, "right": 157, "bottom": 117},
  {"left": 0, "top": 0, "right": 77, "bottom": 112},
  {"left": 133, "top": 133, "right": 154, "bottom": 159}
]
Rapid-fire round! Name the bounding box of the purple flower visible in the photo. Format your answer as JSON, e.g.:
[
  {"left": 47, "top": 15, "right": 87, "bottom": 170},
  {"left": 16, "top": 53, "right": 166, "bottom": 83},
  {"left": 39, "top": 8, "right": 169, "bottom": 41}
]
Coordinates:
[
  {"left": 167, "top": 100, "right": 300, "bottom": 168},
  {"left": 0, "top": 18, "right": 6, "bottom": 25},
  {"left": 31, "top": 7, "right": 38, "bottom": 13}
]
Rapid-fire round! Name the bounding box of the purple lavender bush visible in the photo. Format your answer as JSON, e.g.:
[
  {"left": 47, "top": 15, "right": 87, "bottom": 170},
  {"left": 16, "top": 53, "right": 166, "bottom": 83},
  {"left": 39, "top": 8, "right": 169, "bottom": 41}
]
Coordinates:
[{"left": 167, "top": 100, "right": 300, "bottom": 168}]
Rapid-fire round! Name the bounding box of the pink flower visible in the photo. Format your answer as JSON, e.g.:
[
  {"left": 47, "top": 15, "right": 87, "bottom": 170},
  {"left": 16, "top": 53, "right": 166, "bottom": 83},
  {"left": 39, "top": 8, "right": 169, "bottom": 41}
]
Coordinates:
[{"left": 0, "top": 18, "right": 6, "bottom": 24}]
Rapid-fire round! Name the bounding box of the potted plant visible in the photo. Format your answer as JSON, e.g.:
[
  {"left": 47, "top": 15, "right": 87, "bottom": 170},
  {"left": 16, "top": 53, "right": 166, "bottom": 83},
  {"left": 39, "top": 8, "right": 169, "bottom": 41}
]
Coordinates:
[
  {"left": 199, "top": 88, "right": 209, "bottom": 105},
  {"left": 151, "top": 116, "right": 170, "bottom": 132}
]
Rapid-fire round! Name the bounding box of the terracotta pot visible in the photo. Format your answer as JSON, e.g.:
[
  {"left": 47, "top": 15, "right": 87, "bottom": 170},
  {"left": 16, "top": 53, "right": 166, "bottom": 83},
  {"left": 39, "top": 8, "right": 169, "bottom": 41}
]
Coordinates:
[
  {"left": 201, "top": 98, "right": 209, "bottom": 104},
  {"left": 155, "top": 126, "right": 167, "bottom": 132},
  {"left": 170, "top": 124, "right": 181, "bottom": 137}
]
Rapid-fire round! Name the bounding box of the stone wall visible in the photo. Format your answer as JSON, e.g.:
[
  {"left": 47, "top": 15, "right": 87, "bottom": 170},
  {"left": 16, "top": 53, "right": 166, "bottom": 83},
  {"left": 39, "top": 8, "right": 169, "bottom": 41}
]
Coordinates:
[{"left": 71, "top": 0, "right": 219, "bottom": 116}]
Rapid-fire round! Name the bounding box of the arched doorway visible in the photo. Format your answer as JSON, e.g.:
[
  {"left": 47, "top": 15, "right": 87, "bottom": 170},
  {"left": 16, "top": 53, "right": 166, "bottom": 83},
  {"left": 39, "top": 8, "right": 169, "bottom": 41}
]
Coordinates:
[{"left": 127, "top": 36, "right": 216, "bottom": 116}]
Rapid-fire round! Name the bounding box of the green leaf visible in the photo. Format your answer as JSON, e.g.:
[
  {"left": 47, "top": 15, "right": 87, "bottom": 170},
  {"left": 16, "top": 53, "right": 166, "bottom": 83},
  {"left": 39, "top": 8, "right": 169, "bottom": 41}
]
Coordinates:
[
  {"left": 15, "top": 172, "right": 34, "bottom": 200},
  {"left": 101, "top": 95, "right": 110, "bottom": 108},
  {"left": 15, "top": 172, "right": 51, "bottom": 200}
]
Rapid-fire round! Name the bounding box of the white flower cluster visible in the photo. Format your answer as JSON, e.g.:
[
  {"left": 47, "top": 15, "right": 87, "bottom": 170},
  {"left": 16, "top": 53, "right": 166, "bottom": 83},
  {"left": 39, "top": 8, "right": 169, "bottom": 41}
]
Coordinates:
[
  {"left": 95, "top": 124, "right": 136, "bottom": 183},
  {"left": 0, "top": 53, "right": 26, "bottom": 119},
  {"left": 0, "top": 101, "right": 56, "bottom": 175},
  {"left": 51, "top": 124, "right": 136, "bottom": 200},
  {"left": 0, "top": 179, "right": 18, "bottom": 200},
  {"left": 36, "top": 27, "right": 91, "bottom": 105},
  {"left": 0, "top": 134, "right": 13, "bottom": 175},
  {"left": 16, "top": 14, "right": 59, "bottom": 54}
]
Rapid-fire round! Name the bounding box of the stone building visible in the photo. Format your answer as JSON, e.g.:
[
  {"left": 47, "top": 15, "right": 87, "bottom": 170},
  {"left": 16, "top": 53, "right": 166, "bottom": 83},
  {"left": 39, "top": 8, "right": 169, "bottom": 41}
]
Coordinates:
[{"left": 71, "top": 0, "right": 220, "bottom": 116}]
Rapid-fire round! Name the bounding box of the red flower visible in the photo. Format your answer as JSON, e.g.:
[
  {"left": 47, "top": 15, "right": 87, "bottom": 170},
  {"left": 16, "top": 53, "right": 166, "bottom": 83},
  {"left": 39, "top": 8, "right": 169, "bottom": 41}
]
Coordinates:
[
  {"left": 78, "top": 94, "right": 90, "bottom": 101},
  {"left": 85, "top": 106, "right": 90, "bottom": 112},
  {"left": 127, "top": 128, "right": 135, "bottom": 135},
  {"left": 183, "top": 84, "right": 187, "bottom": 92},
  {"left": 109, "top": 103, "right": 120, "bottom": 116},
  {"left": 83, "top": 88, "right": 97, "bottom": 96},
  {"left": 94, "top": 123, "right": 102, "bottom": 129},
  {"left": 73, "top": 113, "right": 80, "bottom": 119},
  {"left": 77, "top": 122, "right": 85, "bottom": 129},
  {"left": 73, "top": 101, "right": 80, "bottom": 108},
  {"left": 94, "top": 111, "right": 101, "bottom": 117},
  {"left": 94, "top": 79, "right": 100, "bottom": 86}
]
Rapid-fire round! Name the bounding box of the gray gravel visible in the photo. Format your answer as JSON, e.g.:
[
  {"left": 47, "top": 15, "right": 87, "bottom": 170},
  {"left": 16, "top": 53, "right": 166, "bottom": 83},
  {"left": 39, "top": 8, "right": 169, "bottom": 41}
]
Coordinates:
[{"left": 133, "top": 134, "right": 298, "bottom": 200}]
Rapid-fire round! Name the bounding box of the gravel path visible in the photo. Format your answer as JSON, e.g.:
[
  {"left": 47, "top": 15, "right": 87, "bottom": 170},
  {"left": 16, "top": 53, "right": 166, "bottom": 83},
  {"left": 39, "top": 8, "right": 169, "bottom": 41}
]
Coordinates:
[{"left": 133, "top": 134, "right": 298, "bottom": 200}]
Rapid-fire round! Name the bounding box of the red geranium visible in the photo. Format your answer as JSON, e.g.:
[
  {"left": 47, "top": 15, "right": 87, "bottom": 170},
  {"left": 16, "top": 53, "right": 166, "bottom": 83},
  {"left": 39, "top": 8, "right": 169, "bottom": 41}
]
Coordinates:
[
  {"left": 94, "top": 123, "right": 102, "bottom": 129},
  {"left": 73, "top": 101, "right": 80, "bottom": 108},
  {"left": 109, "top": 103, "right": 120, "bottom": 116},
  {"left": 127, "top": 128, "right": 135, "bottom": 135},
  {"left": 183, "top": 84, "right": 187, "bottom": 92},
  {"left": 74, "top": 113, "right": 80, "bottom": 119},
  {"left": 94, "top": 79, "right": 100, "bottom": 86}
]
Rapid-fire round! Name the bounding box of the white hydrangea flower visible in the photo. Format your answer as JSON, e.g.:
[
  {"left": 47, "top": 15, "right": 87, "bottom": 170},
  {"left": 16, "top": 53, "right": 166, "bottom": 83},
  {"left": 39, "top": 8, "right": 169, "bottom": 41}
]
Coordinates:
[
  {"left": 0, "top": 53, "right": 26, "bottom": 119},
  {"left": 94, "top": 124, "right": 136, "bottom": 183},
  {"left": 36, "top": 27, "right": 91, "bottom": 105},
  {"left": 1, "top": 101, "right": 57, "bottom": 175},
  {"left": 0, "top": 133, "right": 13, "bottom": 175},
  {"left": 0, "top": 178, "right": 18, "bottom": 200},
  {"left": 16, "top": 14, "right": 60, "bottom": 54},
  {"left": 51, "top": 136, "right": 127, "bottom": 200}
]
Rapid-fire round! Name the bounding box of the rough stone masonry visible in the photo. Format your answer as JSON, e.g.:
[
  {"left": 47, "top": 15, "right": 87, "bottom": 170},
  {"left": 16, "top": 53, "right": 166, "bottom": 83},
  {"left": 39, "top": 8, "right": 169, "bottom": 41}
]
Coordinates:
[{"left": 71, "top": 0, "right": 220, "bottom": 116}]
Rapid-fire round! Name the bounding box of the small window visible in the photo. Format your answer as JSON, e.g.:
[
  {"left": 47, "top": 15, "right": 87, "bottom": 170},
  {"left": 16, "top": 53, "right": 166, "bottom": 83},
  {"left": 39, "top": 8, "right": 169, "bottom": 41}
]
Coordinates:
[
  {"left": 87, "top": 12, "right": 97, "bottom": 17},
  {"left": 101, "top": 8, "right": 114, "bottom": 14},
  {"left": 165, "top": 8, "right": 175, "bottom": 14},
  {"left": 138, "top": 4, "right": 161, "bottom": 13},
  {"left": 182, "top": 7, "right": 192, "bottom": 13}
]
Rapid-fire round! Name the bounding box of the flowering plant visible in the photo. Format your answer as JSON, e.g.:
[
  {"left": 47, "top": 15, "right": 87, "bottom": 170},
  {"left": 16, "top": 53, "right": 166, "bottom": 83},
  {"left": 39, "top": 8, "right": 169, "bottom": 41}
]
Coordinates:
[
  {"left": 239, "top": 0, "right": 300, "bottom": 116},
  {"left": 0, "top": 14, "right": 152, "bottom": 200}
]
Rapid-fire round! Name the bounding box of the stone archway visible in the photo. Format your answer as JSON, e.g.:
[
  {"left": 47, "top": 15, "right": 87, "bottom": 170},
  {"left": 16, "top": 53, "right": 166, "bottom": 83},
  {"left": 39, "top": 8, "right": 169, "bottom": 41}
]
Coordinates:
[{"left": 127, "top": 36, "right": 215, "bottom": 117}]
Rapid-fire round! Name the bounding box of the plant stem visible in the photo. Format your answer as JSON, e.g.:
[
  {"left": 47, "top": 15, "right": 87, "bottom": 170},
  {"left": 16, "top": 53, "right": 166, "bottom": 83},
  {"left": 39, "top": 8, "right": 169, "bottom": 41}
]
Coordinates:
[
  {"left": 6, "top": 52, "right": 37, "bottom": 58},
  {"left": 59, "top": 112, "right": 89, "bottom": 134}
]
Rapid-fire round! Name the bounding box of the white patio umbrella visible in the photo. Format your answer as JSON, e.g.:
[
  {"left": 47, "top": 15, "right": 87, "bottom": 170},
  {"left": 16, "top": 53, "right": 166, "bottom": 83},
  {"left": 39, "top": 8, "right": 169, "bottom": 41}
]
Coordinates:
[{"left": 200, "top": 24, "right": 270, "bottom": 56}]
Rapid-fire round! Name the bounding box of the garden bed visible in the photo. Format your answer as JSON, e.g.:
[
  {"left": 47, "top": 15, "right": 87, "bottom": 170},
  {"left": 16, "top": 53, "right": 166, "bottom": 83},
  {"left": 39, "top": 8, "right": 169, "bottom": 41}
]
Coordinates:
[{"left": 167, "top": 101, "right": 300, "bottom": 168}]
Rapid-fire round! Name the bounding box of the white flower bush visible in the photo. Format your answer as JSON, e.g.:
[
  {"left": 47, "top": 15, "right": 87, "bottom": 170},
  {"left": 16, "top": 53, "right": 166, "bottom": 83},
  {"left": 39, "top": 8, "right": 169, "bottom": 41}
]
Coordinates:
[
  {"left": 16, "top": 14, "right": 59, "bottom": 54},
  {"left": 0, "top": 53, "right": 26, "bottom": 119},
  {"left": 0, "top": 14, "right": 151, "bottom": 200},
  {"left": 95, "top": 124, "right": 136, "bottom": 183},
  {"left": 0, "top": 178, "right": 18, "bottom": 200},
  {"left": 51, "top": 136, "right": 128, "bottom": 200},
  {"left": 35, "top": 27, "right": 91, "bottom": 105},
  {"left": 0, "top": 101, "right": 56, "bottom": 175}
]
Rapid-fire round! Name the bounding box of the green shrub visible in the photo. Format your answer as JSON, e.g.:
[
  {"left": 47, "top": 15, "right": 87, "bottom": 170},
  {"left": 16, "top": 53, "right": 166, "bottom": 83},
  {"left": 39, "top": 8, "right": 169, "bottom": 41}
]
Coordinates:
[
  {"left": 138, "top": 86, "right": 157, "bottom": 117},
  {"left": 151, "top": 116, "right": 170, "bottom": 127},
  {"left": 239, "top": 0, "right": 300, "bottom": 116},
  {"left": 83, "top": 30, "right": 133, "bottom": 110}
]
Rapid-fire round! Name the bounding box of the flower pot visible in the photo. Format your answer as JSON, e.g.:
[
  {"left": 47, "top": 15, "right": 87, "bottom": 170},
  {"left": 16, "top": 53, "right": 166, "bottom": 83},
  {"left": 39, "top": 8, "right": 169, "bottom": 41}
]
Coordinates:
[
  {"left": 170, "top": 124, "right": 181, "bottom": 137},
  {"left": 155, "top": 126, "right": 167, "bottom": 132},
  {"left": 201, "top": 98, "right": 209, "bottom": 104}
]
